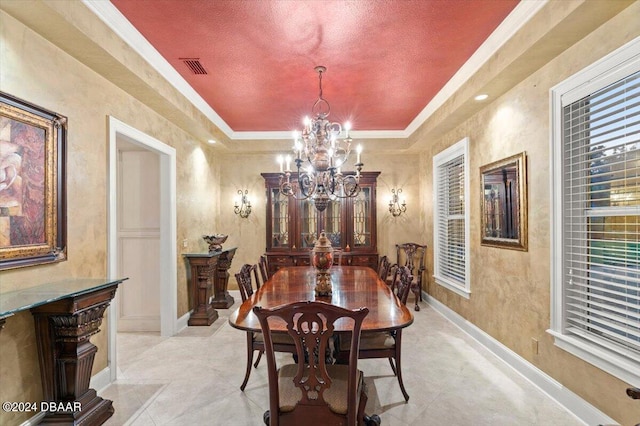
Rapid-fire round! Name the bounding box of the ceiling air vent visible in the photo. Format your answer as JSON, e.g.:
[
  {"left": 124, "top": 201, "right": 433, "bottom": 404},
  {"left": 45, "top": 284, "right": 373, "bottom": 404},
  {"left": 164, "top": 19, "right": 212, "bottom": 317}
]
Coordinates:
[{"left": 180, "top": 58, "right": 207, "bottom": 75}]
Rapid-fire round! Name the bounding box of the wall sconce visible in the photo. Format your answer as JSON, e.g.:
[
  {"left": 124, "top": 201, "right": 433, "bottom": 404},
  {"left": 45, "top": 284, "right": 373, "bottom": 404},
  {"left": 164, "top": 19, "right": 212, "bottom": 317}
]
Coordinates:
[
  {"left": 389, "top": 188, "right": 406, "bottom": 217},
  {"left": 234, "top": 189, "right": 252, "bottom": 219}
]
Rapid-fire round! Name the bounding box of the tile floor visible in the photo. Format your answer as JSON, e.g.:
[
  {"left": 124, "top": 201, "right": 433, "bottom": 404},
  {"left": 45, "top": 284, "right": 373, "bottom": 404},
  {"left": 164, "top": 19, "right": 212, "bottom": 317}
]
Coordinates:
[{"left": 101, "top": 291, "right": 583, "bottom": 425}]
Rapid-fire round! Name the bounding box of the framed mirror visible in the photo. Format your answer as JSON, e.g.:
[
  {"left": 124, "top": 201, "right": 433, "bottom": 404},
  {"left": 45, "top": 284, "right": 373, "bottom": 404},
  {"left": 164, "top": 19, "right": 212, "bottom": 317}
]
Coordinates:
[{"left": 480, "top": 152, "right": 527, "bottom": 251}]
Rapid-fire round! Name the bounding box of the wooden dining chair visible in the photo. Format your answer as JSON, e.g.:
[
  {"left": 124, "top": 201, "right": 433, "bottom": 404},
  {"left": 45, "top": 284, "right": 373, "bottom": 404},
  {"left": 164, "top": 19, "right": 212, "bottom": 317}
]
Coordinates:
[
  {"left": 395, "top": 243, "right": 427, "bottom": 311},
  {"left": 236, "top": 263, "right": 261, "bottom": 301},
  {"left": 235, "top": 264, "right": 296, "bottom": 391},
  {"left": 333, "top": 248, "right": 344, "bottom": 266},
  {"left": 377, "top": 255, "right": 394, "bottom": 283},
  {"left": 259, "top": 255, "right": 270, "bottom": 283},
  {"left": 235, "top": 264, "right": 263, "bottom": 390},
  {"left": 337, "top": 265, "right": 413, "bottom": 402},
  {"left": 254, "top": 300, "right": 380, "bottom": 426}
]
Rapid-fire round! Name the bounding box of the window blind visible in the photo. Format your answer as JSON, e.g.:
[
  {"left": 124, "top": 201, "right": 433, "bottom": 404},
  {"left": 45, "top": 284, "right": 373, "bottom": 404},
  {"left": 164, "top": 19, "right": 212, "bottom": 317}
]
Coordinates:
[
  {"left": 562, "top": 70, "right": 640, "bottom": 360},
  {"left": 436, "top": 154, "right": 466, "bottom": 286}
]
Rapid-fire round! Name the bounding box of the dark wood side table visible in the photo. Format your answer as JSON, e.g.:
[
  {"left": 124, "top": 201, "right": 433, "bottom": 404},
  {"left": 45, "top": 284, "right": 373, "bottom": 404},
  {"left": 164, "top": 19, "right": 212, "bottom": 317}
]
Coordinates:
[
  {"left": 0, "top": 277, "right": 127, "bottom": 425},
  {"left": 184, "top": 247, "right": 236, "bottom": 326}
]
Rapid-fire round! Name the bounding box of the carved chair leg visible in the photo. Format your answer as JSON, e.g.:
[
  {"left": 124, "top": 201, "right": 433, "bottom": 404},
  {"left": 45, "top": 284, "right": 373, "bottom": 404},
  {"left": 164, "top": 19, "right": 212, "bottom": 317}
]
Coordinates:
[
  {"left": 411, "top": 282, "right": 421, "bottom": 311},
  {"left": 240, "top": 332, "right": 255, "bottom": 391},
  {"left": 395, "top": 334, "right": 410, "bottom": 402},
  {"left": 396, "top": 357, "right": 410, "bottom": 402},
  {"left": 364, "top": 414, "right": 381, "bottom": 426},
  {"left": 253, "top": 349, "right": 263, "bottom": 368},
  {"left": 387, "top": 357, "right": 397, "bottom": 376},
  {"left": 358, "top": 381, "right": 369, "bottom": 426}
]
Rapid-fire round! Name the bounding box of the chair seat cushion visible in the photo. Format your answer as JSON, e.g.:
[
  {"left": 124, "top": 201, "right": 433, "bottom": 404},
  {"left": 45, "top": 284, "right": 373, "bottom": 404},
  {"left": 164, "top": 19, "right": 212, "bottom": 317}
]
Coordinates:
[
  {"left": 277, "top": 363, "right": 363, "bottom": 415},
  {"left": 339, "top": 332, "right": 395, "bottom": 351}
]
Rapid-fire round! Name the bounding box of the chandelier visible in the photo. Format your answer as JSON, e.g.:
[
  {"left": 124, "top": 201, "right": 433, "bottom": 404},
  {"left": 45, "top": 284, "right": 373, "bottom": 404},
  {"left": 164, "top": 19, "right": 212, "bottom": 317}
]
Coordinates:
[{"left": 278, "top": 66, "right": 363, "bottom": 212}]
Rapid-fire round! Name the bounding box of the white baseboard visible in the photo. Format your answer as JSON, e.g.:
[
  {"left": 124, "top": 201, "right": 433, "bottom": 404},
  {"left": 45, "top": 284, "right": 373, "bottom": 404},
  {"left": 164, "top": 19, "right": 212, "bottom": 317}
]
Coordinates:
[
  {"left": 175, "top": 311, "right": 190, "bottom": 334},
  {"left": 423, "top": 292, "right": 618, "bottom": 426},
  {"left": 117, "top": 316, "right": 161, "bottom": 333},
  {"left": 90, "top": 366, "right": 113, "bottom": 392},
  {"left": 20, "top": 411, "right": 45, "bottom": 426}
]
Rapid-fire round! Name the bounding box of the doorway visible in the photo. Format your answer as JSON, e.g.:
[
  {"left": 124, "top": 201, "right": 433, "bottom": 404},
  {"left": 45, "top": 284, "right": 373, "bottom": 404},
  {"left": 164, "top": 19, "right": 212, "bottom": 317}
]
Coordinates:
[{"left": 107, "top": 116, "right": 177, "bottom": 384}]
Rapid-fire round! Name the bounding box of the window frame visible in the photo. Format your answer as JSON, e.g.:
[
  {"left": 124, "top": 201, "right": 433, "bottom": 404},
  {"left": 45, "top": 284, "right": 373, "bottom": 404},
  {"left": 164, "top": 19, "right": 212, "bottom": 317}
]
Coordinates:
[
  {"left": 433, "top": 137, "right": 471, "bottom": 298},
  {"left": 549, "top": 37, "right": 640, "bottom": 386}
]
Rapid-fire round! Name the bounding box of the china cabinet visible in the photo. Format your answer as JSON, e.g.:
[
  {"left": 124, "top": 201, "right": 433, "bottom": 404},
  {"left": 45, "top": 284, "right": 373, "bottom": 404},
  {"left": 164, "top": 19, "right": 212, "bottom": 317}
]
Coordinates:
[{"left": 262, "top": 172, "right": 379, "bottom": 274}]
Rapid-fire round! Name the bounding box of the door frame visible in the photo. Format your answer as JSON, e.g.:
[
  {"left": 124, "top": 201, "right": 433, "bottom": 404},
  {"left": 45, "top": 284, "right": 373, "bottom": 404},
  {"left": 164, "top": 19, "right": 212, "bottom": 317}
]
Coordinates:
[{"left": 107, "top": 116, "right": 177, "bottom": 382}]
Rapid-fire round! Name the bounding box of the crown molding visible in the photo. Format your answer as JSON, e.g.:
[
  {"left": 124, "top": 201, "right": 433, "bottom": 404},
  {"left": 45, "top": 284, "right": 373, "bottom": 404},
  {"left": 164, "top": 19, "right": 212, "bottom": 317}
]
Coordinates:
[
  {"left": 404, "top": 0, "right": 547, "bottom": 136},
  {"left": 83, "top": 0, "right": 545, "bottom": 142},
  {"left": 82, "top": 0, "right": 234, "bottom": 137}
]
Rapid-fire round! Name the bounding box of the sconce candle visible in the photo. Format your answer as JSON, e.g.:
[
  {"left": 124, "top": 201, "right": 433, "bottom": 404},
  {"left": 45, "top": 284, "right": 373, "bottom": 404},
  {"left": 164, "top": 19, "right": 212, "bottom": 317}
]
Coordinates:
[
  {"left": 389, "top": 188, "right": 407, "bottom": 217},
  {"left": 234, "top": 189, "right": 252, "bottom": 219}
]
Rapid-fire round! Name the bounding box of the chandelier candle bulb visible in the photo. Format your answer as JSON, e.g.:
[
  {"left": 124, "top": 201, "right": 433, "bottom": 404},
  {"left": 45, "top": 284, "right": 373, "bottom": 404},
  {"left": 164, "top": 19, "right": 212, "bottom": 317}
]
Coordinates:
[{"left": 356, "top": 144, "right": 362, "bottom": 164}]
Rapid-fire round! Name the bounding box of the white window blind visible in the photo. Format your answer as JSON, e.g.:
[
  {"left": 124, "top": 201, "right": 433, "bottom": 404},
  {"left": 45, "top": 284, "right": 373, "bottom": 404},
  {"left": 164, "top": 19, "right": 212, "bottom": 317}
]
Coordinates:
[
  {"left": 562, "top": 70, "right": 640, "bottom": 364},
  {"left": 433, "top": 138, "right": 470, "bottom": 297}
]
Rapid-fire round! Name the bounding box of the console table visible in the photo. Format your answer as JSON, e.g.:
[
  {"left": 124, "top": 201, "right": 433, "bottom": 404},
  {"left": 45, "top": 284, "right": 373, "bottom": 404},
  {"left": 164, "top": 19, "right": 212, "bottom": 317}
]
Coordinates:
[
  {"left": 0, "top": 277, "right": 127, "bottom": 425},
  {"left": 183, "top": 247, "right": 236, "bottom": 326}
]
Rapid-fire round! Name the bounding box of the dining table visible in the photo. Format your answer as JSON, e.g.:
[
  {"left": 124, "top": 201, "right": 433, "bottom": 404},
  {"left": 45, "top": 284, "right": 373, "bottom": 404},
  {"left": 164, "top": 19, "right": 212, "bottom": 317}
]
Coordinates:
[{"left": 228, "top": 265, "right": 414, "bottom": 333}]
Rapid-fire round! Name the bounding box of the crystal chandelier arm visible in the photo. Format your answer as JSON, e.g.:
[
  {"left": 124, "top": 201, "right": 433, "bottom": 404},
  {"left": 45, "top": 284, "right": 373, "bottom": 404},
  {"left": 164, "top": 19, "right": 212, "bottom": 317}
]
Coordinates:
[{"left": 298, "top": 171, "right": 316, "bottom": 198}]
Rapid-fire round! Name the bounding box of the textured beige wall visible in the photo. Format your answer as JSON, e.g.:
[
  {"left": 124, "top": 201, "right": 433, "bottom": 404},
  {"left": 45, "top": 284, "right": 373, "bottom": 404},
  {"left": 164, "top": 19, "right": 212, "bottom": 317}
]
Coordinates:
[
  {"left": 0, "top": 11, "right": 219, "bottom": 425},
  {"left": 1, "top": 0, "right": 638, "bottom": 424},
  {"left": 218, "top": 151, "right": 423, "bottom": 284},
  {"left": 420, "top": 3, "right": 640, "bottom": 424}
]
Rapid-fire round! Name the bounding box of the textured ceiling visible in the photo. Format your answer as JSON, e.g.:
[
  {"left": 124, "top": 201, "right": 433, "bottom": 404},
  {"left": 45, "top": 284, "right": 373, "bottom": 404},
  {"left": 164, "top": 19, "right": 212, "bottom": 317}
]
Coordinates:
[{"left": 111, "top": 0, "right": 518, "bottom": 133}]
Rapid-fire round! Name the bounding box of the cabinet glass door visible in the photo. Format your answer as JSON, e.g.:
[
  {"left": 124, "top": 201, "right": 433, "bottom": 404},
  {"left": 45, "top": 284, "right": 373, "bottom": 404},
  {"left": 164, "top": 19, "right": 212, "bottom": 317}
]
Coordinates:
[
  {"left": 353, "top": 187, "right": 372, "bottom": 247},
  {"left": 324, "top": 199, "right": 342, "bottom": 247},
  {"left": 271, "top": 188, "right": 289, "bottom": 248},
  {"left": 299, "top": 199, "right": 318, "bottom": 249}
]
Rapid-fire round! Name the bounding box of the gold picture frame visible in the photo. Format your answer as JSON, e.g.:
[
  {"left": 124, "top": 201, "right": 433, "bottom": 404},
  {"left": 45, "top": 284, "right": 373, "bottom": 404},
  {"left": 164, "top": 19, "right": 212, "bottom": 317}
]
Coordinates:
[
  {"left": 480, "top": 152, "right": 527, "bottom": 251},
  {"left": 0, "top": 92, "right": 67, "bottom": 270}
]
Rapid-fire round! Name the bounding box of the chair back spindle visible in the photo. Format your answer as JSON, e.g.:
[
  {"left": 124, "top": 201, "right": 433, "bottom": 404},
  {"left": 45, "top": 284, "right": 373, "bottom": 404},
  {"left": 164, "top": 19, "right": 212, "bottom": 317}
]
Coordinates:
[
  {"left": 259, "top": 255, "right": 270, "bottom": 283},
  {"left": 235, "top": 264, "right": 261, "bottom": 302},
  {"left": 377, "top": 255, "right": 393, "bottom": 282}
]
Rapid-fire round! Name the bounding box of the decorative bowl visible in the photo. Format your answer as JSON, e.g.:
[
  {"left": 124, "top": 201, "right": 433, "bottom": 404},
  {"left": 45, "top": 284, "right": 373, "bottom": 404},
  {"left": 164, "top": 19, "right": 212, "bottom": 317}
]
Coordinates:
[{"left": 203, "top": 234, "right": 228, "bottom": 253}]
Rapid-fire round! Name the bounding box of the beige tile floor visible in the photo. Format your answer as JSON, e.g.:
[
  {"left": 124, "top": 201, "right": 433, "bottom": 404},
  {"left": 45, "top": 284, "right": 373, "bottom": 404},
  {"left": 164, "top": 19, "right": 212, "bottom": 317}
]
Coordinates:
[{"left": 102, "top": 291, "right": 583, "bottom": 426}]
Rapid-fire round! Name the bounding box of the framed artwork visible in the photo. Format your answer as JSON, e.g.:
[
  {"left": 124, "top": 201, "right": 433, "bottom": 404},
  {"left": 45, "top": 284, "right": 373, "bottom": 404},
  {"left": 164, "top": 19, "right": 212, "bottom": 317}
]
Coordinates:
[
  {"left": 0, "top": 92, "right": 67, "bottom": 270},
  {"left": 480, "top": 152, "right": 527, "bottom": 251}
]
